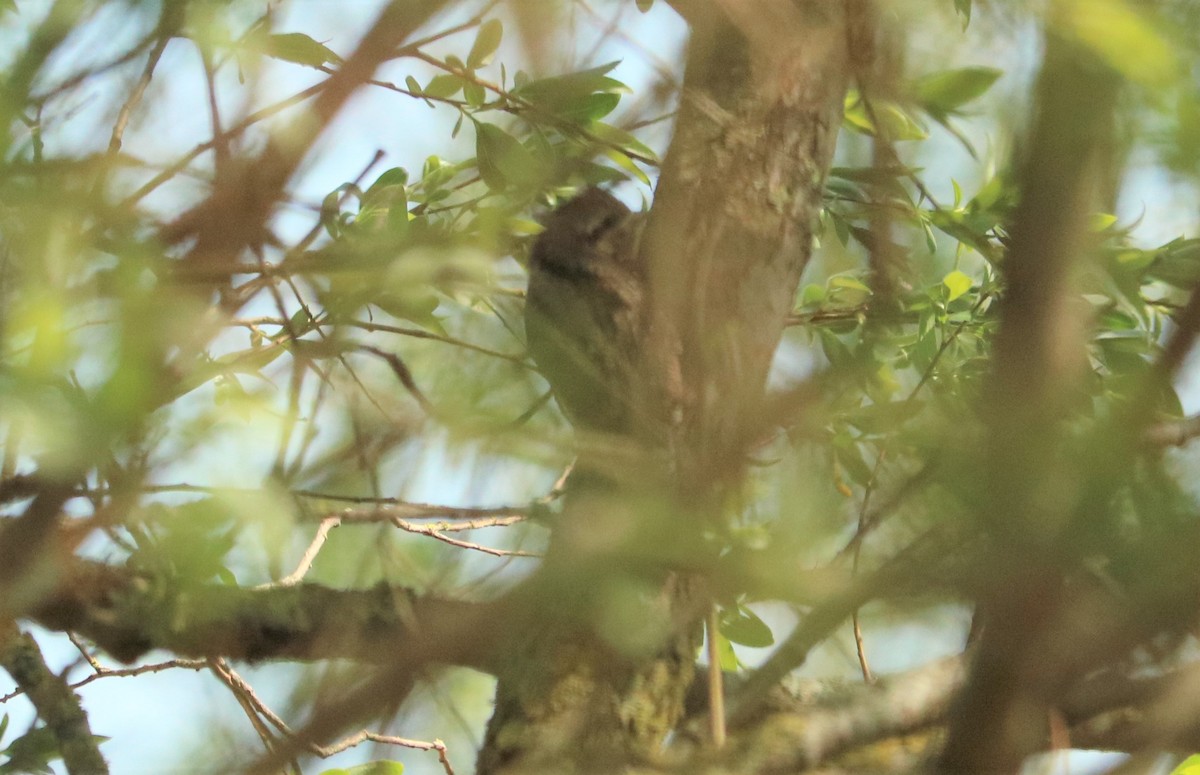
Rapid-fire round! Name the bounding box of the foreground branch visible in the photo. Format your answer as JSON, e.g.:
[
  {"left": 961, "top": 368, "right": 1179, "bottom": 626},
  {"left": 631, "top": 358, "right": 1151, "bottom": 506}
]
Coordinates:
[{"left": 28, "top": 562, "right": 490, "bottom": 670}]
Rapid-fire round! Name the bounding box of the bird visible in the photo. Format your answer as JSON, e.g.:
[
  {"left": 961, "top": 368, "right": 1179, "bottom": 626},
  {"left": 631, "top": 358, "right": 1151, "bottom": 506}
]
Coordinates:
[{"left": 524, "top": 188, "right": 647, "bottom": 438}]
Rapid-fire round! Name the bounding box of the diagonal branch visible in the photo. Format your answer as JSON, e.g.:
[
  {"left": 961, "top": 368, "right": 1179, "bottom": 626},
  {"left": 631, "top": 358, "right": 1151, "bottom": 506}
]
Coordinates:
[{"left": 0, "top": 625, "right": 109, "bottom": 775}]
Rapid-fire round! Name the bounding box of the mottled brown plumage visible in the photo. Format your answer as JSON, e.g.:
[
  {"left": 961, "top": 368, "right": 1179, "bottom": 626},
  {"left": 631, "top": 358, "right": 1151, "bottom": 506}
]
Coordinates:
[{"left": 524, "top": 188, "right": 645, "bottom": 436}]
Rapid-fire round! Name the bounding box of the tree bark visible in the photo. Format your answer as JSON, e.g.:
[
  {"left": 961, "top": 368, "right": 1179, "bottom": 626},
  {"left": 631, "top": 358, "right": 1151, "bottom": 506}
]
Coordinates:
[{"left": 478, "top": 3, "right": 859, "bottom": 772}]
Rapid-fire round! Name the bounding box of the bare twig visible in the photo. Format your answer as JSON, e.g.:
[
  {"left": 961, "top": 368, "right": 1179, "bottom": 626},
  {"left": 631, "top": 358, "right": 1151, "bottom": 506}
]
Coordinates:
[
  {"left": 255, "top": 517, "right": 342, "bottom": 589},
  {"left": 108, "top": 8, "right": 177, "bottom": 154}
]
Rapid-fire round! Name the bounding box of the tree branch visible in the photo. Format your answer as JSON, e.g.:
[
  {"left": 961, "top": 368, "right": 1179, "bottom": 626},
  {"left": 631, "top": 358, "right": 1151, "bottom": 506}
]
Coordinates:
[
  {"left": 28, "top": 561, "right": 493, "bottom": 671},
  {"left": 0, "top": 625, "right": 109, "bottom": 774}
]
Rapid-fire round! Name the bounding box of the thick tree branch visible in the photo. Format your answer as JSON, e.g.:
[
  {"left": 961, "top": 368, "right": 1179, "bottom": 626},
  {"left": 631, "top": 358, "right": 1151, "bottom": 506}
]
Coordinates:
[
  {"left": 0, "top": 625, "right": 109, "bottom": 775},
  {"left": 27, "top": 561, "right": 492, "bottom": 671}
]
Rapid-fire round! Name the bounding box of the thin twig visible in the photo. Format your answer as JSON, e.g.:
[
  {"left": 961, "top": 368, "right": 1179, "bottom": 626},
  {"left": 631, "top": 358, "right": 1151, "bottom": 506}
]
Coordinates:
[
  {"left": 256, "top": 517, "right": 341, "bottom": 589},
  {"left": 359, "top": 344, "right": 436, "bottom": 415},
  {"left": 391, "top": 516, "right": 538, "bottom": 557},
  {"left": 108, "top": 11, "right": 176, "bottom": 154}
]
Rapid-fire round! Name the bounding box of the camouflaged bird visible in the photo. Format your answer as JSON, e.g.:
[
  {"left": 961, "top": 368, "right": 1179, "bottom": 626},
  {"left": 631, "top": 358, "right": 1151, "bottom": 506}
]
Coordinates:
[{"left": 524, "top": 188, "right": 647, "bottom": 436}]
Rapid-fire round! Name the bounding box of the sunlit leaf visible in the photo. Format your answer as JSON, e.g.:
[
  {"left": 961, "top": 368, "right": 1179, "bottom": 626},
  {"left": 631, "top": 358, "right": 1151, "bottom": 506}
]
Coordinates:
[
  {"left": 943, "top": 270, "right": 972, "bottom": 301},
  {"left": 720, "top": 605, "right": 775, "bottom": 648},
  {"left": 475, "top": 121, "right": 540, "bottom": 190},
  {"left": 263, "top": 33, "right": 342, "bottom": 67},
  {"left": 1169, "top": 754, "right": 1200, "bottom": 775},
  {"left": 423, "top": 74, "right": 464, "bottom": 99},
  {"left": 467, "top": 18, "right": 503, "bottom": 69},
  {"left": 344, "top": 762, "right": 405, "bottom": 775},
  {"left": 604, "top": 148, "right": 650, "bottom": 186},
  {"left": 914, "top": 67, "right": 1002, "bottom": 115}
]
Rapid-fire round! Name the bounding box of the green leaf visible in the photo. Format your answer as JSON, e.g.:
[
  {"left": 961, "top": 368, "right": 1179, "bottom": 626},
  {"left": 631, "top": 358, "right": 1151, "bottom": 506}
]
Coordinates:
[
  {"left": 264, "top": 33, "right": 342, "bottom": 68},
  {"left": 467, "top": 18, "right": 503, "bottom": 69},
  {"left": 423, "top": 74, "right": 464, "bottom": 99},
  {"left": 1090, "top": 212, "right": 1118, "bottom": 231},
  {"left": 800, "top": 283, "right": 826, "bottom": 306},
  {"left": 954, "top": 0, "right": 971, "bottom": 28},
  {"left": 0, "top": 0, "right": 16, "bottom": 14},
  {"left": 843, "top": 93, "right": 928, "bottom": 140},
  {"left": 0, "top": 725, "right": 59, "bottom": 775},
  {"left": 833, "top": 435, "right": 873, "bottom": 486},
  {"left": 344, "top": 762, "right": 405, "bottom": 775},
  {"left": 514, "top": 61, "right": 626, "bottom": 123},
  {"left": 819, "top": 329, "right": 854, "bottom": 367},
  {"left": 475, "top": 121, "right": 539, "bottom": 191},
  {"left": 360, "top": 168, "right": 410, "bottom": 236},
  {"left": 562, "top": 92, "right": 621, "bottom": 123},
  {"left": 590, "top": 122, "right": 658, "bottom": 161},
  {"left": 914, "top": 67, "right": 1001, "bottom": 115},
  {"left": 1169, "top": 754, "right": 1200, "bottom": 775},
  {"left": 369, "top": 167, "right": 409, "bottom": 191},
  {"left": 1149, "top": 239, "right": 1200, "bottom": 288},
  {"left": 720, "top": 605, "right": 775, "bottom": 648},
  {"left": 604, "top": 148, "right": 650, "bottom": 186},
  {"left": 636, "top": 0, "right": 654, "bottom": 10},
  {"left": 464, "top": 80, "right": 486, "bottom": 107},
  {"left": 942, "top": 270, "right": 972, "bottom": 301},
  {"left": 715, "top": 630, "right": 740, "bottom": 671},
  {"left": 828, "top": 274, "right": 873, "bottom": 305}
]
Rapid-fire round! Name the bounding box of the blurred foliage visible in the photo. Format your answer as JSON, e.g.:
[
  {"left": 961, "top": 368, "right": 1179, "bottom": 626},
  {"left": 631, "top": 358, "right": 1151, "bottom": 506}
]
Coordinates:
[{"left": 0, "top": 0, "right": 1198, "bottom": 772}]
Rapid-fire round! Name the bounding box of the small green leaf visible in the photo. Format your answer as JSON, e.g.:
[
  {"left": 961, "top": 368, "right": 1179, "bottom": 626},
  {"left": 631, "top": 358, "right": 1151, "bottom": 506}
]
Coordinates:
[
  {"left": 0, "top": 0, "right": 16, "bottom": 14},
  {"left": 720, "top": 605, "right": 775, "bottom": 648},
  {"left": 604, "top": 148, "right": 650, "bottom": 186},
  {"left": 914, "top": 67, "right": 1001, "bottom": 115},
  {"left": 800, "top": 283, "right": 826, "bottom": 306},
  {"left": 344, "top": 762, "right": 405, "bottom": 775},
  {"left": 636, "top": 0, "right": 654, "bottom": 10},
  {"left": 819, "top": 329, "right": 854, "bottom": 367},
  {"left": 463, "top": 80, "right": 486, "bottom": 107},
  {"left": 1169, "top": 754, "right": 1200, "bottom": 775},
  {"left": 715, "top": 630, "right": 740, "bottom": 671},
  {"left": 1090, "top": 212, "right": 1118, "bottom": 231},
  {"left": 954, "top": 0, "right": 971, "bottom": 29},
  {"left": 467, "top": 18, "right": 503, "bottom": 69},
  {"left": 843, "top": 93, "right": 928, "bottom": 140},
  {"left": 514, "top": 61, "right": 626, "bottom": 123},
  {"left": 475, "top": 121, "right": 539, "bottom": 190},
  {"left": 590, "top": 122, "right": 658, "bottom": 161},
  {"left": 264, "top": 33, "right": 342, "bottom": 68},
  {"left": 830, "top": 275, "right": 872, "bottom": 294},
  {"left": 942, "top": 270, "right": 972, "bottom": 301},
  {"left": 423, "top": 74, "right": 463, "bottom": 99},
  {"left": 0, "top": 724, "right": 60, "bottom": 775}
]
